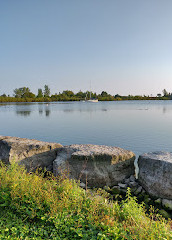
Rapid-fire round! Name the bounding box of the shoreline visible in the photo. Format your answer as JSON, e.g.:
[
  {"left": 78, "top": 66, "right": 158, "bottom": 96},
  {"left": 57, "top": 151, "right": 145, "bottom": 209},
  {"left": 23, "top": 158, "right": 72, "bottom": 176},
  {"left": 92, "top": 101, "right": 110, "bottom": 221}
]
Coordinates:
[
  {"left": 0, "top": 135, "right": 172, "bottom": 219},
  {"left": 0, "top": 99, "right": 172, "bottom": 103}
]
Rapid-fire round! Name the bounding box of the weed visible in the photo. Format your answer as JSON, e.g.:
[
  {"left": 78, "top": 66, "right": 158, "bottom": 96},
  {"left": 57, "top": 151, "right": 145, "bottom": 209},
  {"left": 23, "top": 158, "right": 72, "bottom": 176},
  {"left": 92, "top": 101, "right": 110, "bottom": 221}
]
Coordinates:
[{"left": 0, "top": 163, "right": 171, "bottom": 239}]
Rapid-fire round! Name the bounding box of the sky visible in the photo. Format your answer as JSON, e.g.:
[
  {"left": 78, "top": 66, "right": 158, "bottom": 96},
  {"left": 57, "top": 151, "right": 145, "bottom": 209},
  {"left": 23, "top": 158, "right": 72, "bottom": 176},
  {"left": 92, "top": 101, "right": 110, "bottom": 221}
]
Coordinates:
[{"left": 1, "top": 0, "right": 172, "bottom": 96}]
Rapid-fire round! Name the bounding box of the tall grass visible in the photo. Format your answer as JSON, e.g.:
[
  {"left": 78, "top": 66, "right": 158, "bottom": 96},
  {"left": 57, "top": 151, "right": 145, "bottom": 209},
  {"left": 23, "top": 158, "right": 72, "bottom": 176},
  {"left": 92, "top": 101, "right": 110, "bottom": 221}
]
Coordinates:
[{"left": 0, "top": 163, "right": 171, "bottom": 239}]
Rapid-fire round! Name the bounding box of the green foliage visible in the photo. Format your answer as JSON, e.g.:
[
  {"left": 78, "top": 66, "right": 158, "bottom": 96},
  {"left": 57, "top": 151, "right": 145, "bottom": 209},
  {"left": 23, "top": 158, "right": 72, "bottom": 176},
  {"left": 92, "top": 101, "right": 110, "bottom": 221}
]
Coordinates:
[
  {"left": 62, "top": 90, "right": 75, "bottom": 97},
  {"left": 37, "top": 88, "right": 43, "bottom": 98},
  {"left": 76, "top": 91, "right": 86, "bottom": 99},
  {"left": 44, "top": 85, "right": 50, "bottom": 97},
  {"left": 1, "top": 88, "right": 172, "bottom": 102},
  {"left": 13, "top": 87, "right": 35, "bottom": 98},
  {"left": 0, "top": 164, "right": 171, "bottom": 239}
]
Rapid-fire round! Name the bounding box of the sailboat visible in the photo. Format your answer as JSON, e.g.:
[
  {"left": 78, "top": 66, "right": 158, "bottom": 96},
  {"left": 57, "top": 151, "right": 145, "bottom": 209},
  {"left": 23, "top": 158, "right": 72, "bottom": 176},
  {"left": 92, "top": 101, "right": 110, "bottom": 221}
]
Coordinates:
[{"left": 86, "top": 91, "right": 98, "bottom": 102}]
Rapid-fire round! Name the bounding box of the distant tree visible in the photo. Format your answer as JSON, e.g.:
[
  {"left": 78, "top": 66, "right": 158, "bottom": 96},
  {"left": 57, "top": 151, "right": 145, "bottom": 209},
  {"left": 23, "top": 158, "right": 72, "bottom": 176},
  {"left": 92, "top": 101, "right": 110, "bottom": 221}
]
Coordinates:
[
  {"left": 14, "top": 88, "right": 23, "bottom": 98},
  {"left": 44, "top": 85, "right": 50, "bottom": 97},
  {"left": 162, "top": 89, "right": 169, "bottom": 97},
  {"left": 24, "top": 92, "right": 35, "bottom": 98},
  {"left": 37, "top": 88, "right": 43, "bottom": 98},
  {"left": 13, "top": 87, "right": 35, "bottom": 98},
  {"left": 1, "top": 93, "right": 6, "bottom": 97},
  {"left": 115, "top": 94, "right": 121, "bottom": 98},
  {"left": 62, "top": 90, "right": 74, "bottom": 97},
  {"left": 101, "top": 91, "right": 108, "bottom": 97},
  {"left": 76, "top": 91, "right": 86, "bottom": 98}
]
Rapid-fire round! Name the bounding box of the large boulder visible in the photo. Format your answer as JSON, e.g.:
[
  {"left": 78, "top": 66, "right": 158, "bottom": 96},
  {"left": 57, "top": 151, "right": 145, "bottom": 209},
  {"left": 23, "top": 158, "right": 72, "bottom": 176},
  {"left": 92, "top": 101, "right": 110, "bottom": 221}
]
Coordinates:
[
  {"left": 138, "top": 151, "right": 172, "bottom": 200},
  {"left": 53, "top": 144, "right": 135, "bottom": 187},
  {"left": 0, "top": 136, "right": 62, "bottom": 171}
]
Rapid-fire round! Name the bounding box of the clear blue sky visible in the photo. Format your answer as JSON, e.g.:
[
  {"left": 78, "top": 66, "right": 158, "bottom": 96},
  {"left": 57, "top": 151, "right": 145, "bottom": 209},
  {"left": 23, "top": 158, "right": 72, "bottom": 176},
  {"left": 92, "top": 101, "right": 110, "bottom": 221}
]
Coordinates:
[{"left": 1, "top": 0, "right": 172, "bottom": 96}]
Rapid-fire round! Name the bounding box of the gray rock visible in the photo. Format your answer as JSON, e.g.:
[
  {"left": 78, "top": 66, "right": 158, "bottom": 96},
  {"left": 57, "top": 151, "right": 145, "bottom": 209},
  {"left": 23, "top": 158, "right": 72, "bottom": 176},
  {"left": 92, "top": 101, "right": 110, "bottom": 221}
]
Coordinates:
[
  {"left": 138, "top": 151, "right": 172, "bottom": 200},
  {"left": 112, "top": 185, "right": 119, "bottom": 190},
  {"left": 124, "top": 178, "right": 130, "bottom": 184},
  {"left": 0, "top": 136, "right": 62, "bottom": 171},
  {"left": 118, "top": 183, "right": 128, "bottom": 189},
  {"left": 46, "top": 165, "right": 53, "bottom": 172},
  {"left": 162, "top": 199, "right": 172, "bottom": 211},
  {"left": 130, "top": 175, "right": 136, "bottom": 182},
  {"left": 129, "top": 181, "right": 138, "bottom": 188},
  {"left": 53, "top": 144, "right": 135, "bottom": 188},
  {"left": 134, "top": 186, "right": 142, "bottom": 195}
]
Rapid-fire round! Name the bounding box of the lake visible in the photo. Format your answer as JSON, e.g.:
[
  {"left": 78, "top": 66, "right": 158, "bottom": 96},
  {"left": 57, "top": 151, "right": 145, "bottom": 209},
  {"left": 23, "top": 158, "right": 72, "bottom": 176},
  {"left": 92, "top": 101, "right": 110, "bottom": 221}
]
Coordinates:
[{"left": 0, "top": 100, "right": 172, "bottom": 157}]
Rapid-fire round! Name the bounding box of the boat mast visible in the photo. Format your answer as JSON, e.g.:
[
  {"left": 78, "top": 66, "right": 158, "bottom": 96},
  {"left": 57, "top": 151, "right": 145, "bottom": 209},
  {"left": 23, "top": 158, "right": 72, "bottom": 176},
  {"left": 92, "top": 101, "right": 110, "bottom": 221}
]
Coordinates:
[{"left": 90, "top": 81, "right": 91, "bottom": 99}]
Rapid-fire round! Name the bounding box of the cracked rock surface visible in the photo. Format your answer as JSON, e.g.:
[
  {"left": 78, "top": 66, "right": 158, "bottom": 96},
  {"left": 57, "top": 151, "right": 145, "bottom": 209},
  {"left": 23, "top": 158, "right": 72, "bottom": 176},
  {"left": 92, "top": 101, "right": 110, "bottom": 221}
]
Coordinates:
[
  {"left": 53, "top": 144, "right": 135, "bottom": 187},
  {"left": 0, "top": 136, "right": 62, "bottom": 171},
  {"left": 138, "top": 151, "right": 172, "bottom": 200}
]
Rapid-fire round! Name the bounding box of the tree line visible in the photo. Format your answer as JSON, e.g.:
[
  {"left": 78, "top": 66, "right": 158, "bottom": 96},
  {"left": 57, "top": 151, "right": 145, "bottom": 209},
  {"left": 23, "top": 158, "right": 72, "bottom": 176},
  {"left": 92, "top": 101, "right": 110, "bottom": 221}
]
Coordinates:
[{"left": 0, "top": 86, "right": 172, "bottom": 102}]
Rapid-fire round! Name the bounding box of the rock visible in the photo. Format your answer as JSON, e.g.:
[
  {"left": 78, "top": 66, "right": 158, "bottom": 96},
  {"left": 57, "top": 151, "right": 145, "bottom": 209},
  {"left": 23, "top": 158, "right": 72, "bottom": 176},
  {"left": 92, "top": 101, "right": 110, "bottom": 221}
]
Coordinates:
[
  {"left": 134, "top": 186, "right": 142, "bottom": 195},
  {"left": 159, "top": 209, "right": 171, "bottom": 219},
  {"left": 138, "top": 151, "right": 172, "bottom": 200},
  {"left": 129, "top": 181, "right": 138, "bottom": 188},
  {"left": 0, "top": 136, "right": 62, "bottom": 171},
  {"left": 118, "top": 183, "right": 128, "bottom": 189},
  {"left": 124, "top": 178, "right": 130, "bottom": 184},
  {"left": 53, "top": 144, "right": 135, "bottom": 188},
  {"left": 162, "top": 199, "right": 172, "bottom": 211},
  {"left": 131, "top": 187, "right": 137, "bottom": 193},
  {"left": 112, "top": 185, "right": 119, "bottom": 190},
  {"left": 46, "top": 165, "right": 53, "bottom": 172},
  {"left": 130, "top": 175, "right": 136, "bottom": 182}
]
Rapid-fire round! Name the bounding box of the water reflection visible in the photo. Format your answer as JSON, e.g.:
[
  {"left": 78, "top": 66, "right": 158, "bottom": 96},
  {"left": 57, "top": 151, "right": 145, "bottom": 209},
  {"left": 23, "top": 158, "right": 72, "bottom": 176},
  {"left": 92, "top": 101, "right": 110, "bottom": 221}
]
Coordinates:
[
  {"left": 38, "top": 105, "right": 43, "bottom": 115},
  {"left": 62, "top": 107, "right": 108, "bottom": 113},
  {"left": 39, "top": 109, "right": 43, "bottom": 115},
  {"left": 1, "top": 100, "right": 172, "bottom": 158},
  {"left": 9, "top": 100, "right": 172, "bottom": 119},
  {"left": 63, "top": 109, "right": 74, "bottom": 113},
  {"left": 15, "top": 103, "right": 51, "bottom": 117},
  {"left": 45, "top": 108, "right": 50, "bottom": 117},
  {"left": 163, "top": 107, "right": 166, "bottom": 114},
  {"left": 16, "top": 110, "right": 31, "bottom": 117}
]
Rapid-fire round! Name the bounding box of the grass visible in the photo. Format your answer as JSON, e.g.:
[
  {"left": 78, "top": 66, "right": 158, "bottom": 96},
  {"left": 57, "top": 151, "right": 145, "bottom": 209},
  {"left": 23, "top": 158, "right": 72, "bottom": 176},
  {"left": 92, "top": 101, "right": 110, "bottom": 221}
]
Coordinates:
[{"left": 0, "top": 163, "right": 171, "bottom": 239}]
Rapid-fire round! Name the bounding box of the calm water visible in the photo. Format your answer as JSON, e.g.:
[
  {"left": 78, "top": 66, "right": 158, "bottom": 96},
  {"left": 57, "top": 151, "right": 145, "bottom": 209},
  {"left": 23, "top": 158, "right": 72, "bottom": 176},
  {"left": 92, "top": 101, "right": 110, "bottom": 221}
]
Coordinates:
[{"left": 0, "top": 100, "right": 172, "bottom": 157}]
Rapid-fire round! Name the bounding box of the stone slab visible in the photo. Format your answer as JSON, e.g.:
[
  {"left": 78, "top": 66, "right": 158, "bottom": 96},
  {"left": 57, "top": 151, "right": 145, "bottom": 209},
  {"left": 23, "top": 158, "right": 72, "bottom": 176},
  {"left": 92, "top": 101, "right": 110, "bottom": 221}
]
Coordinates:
[
  {"left": 138, "top": 151, "right": 172, "bottom": 200},
  {"left": 53, "top": 144, "right": 135, "bottom": 187},
  {"left": 0, "top": 136, "right": 62, "bottom": 171}
]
